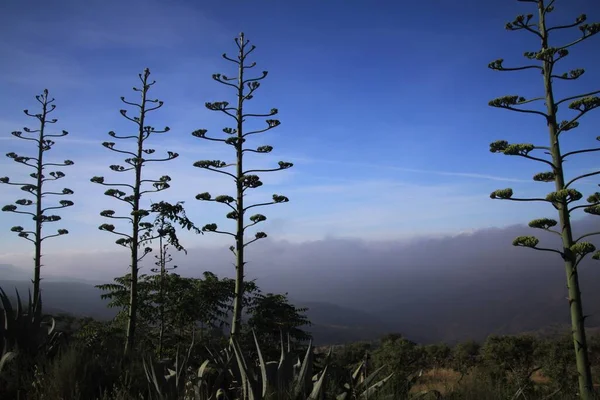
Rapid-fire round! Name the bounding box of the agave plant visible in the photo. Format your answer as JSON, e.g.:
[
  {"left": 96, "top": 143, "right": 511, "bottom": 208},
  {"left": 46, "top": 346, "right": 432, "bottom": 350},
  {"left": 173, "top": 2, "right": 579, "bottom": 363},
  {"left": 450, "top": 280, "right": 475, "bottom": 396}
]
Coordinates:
[
  {"left": 335, "top": 360, "right": 394, "bottom": 400},
  {"left": 144, "top": 330, "right": 330, "bottom": 400},
  {"left": 0, "top": 286, "right": 63, "bottom": 370},
  {"left": 143, "top": 339, "right": 196, "bottom": 400},
  {"left": 333, "top": 355, "right": 443, "bottom": 400},
  {"left": 143, "top": 336, "right": 234, "bottom": 400},
  {"left": 192, "top": 351, "right": 232, "bottom": 400},
  {"left": 227, "top": 330, "right": 330, "bottom": 400}
]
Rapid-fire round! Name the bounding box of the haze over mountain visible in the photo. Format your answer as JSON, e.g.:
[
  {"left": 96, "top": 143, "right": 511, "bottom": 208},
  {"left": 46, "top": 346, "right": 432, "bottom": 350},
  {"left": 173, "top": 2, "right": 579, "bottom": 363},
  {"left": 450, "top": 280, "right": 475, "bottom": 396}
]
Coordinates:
[{"left": 3, "top": 216, "right": 599, "bottom": 345}]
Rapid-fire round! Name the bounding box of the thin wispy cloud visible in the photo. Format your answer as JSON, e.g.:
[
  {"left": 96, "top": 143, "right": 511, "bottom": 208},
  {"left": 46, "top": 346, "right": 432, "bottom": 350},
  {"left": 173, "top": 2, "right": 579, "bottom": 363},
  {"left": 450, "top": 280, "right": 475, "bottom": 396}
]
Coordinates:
[{"left": 288, "top": 156, "right": 532, "bottom": 183}]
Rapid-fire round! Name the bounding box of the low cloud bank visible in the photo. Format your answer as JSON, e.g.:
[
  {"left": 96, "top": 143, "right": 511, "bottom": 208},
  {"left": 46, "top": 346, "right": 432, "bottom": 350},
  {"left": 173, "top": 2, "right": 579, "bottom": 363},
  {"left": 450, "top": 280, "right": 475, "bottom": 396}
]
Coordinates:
[{"left": 3, "top": 217, "right": 599, "bottom": 343}]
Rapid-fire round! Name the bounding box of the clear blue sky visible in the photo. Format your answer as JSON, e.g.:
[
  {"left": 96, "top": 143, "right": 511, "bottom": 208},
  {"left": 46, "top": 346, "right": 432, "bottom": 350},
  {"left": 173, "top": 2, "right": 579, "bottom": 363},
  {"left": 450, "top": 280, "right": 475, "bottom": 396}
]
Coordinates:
[{"left": 0, "top": 0, "right": 599, "bottom": 263}]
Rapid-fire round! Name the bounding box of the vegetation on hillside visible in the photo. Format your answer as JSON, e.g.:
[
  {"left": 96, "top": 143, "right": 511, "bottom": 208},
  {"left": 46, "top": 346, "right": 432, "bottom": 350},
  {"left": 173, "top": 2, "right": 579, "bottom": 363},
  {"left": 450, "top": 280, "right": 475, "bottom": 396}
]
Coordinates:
[{"left": 1, "top": 0, "right": 600, "bottom": 399}]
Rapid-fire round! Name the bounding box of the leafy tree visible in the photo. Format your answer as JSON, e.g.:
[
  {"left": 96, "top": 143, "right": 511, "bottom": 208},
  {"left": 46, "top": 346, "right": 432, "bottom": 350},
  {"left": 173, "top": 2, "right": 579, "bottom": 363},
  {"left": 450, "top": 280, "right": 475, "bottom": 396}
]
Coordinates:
[
  {"left": 90, "top": 68, "right": 179, "bottom": 356},
  {"left": 98, "top": 273, "right": 192, "bottom": 355},
  {"left": 191, "top": 32, "right": 293, "bottom": 339},
  {"left": 0, "top": 89, "right": 74, "bottom": 309},
  {"left": 96, "top": 273, "right": 157, "bottom": 351},
  {"left": 97, "top": 271, "right": 254, "bottom": 357},
  {"left": 536, "top": 334, "right": 578, "bottom": 394},
  {"left": 145, "top": 201, "right": 200, "bottom": 358},
  {"left": 333, "top": 341, "right": 374, "bottom": 371},
  {"left": 193, "top": 271, "right": 240, "bottom": 334},
  {"left": 480, "top": 335, "right": 540, "bottom": 392},
  {"left": 244, "top": 292, "right": 311, "bottom": 359},
  {"left": 588, "top": 333, "right": 600, "bottom": 368},
  {"left": 451, "top": 340, "right": 481, "bottom": 383},
  {"left": 423, "top": 342, "right": 452, "bottom": 370},
  {"left": 487, "top": 1, "right": 600, "bottom": 396},
  {"left": 372, "top": 334, "right": 424, "bottom": 397}
]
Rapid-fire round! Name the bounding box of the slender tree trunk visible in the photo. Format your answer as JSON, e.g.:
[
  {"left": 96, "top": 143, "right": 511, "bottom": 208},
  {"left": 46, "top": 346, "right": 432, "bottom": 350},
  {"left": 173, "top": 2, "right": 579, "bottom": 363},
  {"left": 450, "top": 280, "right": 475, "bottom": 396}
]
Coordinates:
[
  {"left": 33, "top": 103, "right": 46, "bottom": 309},
  {"left": 537, "top": 2, "right": 594, "bottom": 398},
  {"left": 231, "top": 34, "right": 246, "bottom": 340}
]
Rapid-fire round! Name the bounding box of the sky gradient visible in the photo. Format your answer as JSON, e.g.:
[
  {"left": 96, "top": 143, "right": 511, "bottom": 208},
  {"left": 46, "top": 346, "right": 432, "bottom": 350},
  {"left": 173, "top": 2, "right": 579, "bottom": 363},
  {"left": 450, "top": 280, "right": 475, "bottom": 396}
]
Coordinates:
[{"left": 0, "top": 0, "right": 599, "bottom": 274}]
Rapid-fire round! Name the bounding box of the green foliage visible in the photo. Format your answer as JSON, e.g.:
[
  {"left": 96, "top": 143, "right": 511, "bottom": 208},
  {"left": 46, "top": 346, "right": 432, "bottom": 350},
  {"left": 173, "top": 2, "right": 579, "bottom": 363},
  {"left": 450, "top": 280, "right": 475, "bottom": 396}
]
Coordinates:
[
  {"left": 528, "top": 218, "right": 557, "bottom": 230},
  {"left": 489, "top": 188, "right": 513, "bottom": 200},
  {"left": 97, "top": 272, "right": 240, "bottom": 357},
  {"left": 536, "top": 334, "right": 578, "bottom": 394},
  {"left": 512, "top": 236, "right": 539, "bottom": 248},
  {"left": 532, "top": 171, "right": 555, "bottom": 182},
  {"left": 371, "top": 334, "right": 424, "bottom": 397},
  {"left": 423, "top": 343, "right": 451, "bottom": 370},
  {"left": 450, "top": 340, "right": 481, "bottom": 382},
  {"left": 244, "top": 293, "right": 312, "bottom": 360},
  {"left": 74, "top": 317, "right": 126, "bottom": 353},
  {"left": 331, "top": 342, "right": 374, "bottom": 372},
  {"left": 480, "top": 335, "right": 540, "bottom": 391}
]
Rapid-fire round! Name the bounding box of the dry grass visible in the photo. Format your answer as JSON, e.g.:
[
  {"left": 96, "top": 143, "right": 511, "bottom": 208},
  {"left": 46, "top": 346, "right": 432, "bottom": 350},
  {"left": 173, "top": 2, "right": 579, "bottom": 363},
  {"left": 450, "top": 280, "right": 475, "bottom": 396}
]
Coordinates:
[
  {"left": 410, "top": 368, "right": 461, "bottom": 395},
  {"left": 531, "top": 369, "right": 551, "bottom": 385},
  {"left": 410, "top": 367, "right": 556, "bottom": 396}
]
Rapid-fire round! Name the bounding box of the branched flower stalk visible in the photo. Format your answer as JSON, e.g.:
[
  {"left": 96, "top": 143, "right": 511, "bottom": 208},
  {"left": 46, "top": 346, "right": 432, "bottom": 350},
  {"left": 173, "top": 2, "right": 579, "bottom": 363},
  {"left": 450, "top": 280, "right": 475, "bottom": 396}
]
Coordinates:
[
  {"left": 191, "top": 33, "right": 293, "bottom": 340},
  {"left": 0, "top": 90, "right": 74, "bottom": 309},
  {"left": 90, "top": 68, "right": 179, "bottom": 356},
  {"left": 488, "top": 1, "right": 600, "bottom": 398}
]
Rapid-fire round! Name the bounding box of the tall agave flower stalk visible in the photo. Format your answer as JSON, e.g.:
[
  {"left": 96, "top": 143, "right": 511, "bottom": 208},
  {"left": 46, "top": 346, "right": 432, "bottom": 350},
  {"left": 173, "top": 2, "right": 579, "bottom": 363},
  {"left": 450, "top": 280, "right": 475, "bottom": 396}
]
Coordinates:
[
  {"left": 192, "top": 33, "right": 293, "bottom": 340},
  {"left": 0, "top": 90, "right": 74, "bottom": 309},
  {"left": 91, "top": 68, "right": 179, "bottom": 356},
  {"left": 488, "top": 1, "right": 600, "bottom": 397}
]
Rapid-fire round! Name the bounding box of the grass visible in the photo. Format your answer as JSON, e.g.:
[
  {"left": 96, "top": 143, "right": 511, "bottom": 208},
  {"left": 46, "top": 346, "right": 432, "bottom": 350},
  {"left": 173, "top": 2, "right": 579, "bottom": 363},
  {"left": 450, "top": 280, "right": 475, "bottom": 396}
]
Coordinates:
[{"left": 409, "top": 367, "right": 600, "bottom": 400}]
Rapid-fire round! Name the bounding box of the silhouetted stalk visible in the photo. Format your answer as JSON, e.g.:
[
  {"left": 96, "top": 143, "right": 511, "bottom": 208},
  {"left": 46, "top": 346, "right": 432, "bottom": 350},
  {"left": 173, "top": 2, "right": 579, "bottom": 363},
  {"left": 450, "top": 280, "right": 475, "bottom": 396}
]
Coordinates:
[
  {"left": 192, "top": 33, "right": 293, "bottom": 340},
  {"left": 91, "top": 69, "right": 178, "bottom": 356},
  {"left": 0, "top": 90, "right": 74, "bottom": 309}
]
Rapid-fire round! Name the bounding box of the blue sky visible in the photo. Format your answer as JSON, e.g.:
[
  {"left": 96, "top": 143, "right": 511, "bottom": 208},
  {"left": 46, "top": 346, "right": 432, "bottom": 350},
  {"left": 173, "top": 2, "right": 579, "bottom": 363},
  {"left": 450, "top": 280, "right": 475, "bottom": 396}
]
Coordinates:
[{"left": 0, "top": 0, "right": 599, "bottom": 268}]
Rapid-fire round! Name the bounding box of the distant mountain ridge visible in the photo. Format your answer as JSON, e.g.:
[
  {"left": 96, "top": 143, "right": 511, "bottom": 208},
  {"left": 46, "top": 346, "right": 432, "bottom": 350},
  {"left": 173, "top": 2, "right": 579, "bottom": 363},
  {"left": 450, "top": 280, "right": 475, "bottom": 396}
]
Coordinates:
[
  {"left": 3, "top": 273, "right": 599, "bottom": 346},
  {"left": 0, "top": 264, "right": 32, "bottom": 281},
  {"left": 0, "top": 278, "right": 389, "bottom": 345},
  {"left": 0, "top": 264, "right": 103, "bottom": 285}
]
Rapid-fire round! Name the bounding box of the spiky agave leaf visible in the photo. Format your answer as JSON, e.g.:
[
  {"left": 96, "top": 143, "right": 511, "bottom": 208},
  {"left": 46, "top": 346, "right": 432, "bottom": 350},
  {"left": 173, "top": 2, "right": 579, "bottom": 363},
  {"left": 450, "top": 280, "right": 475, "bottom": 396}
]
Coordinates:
[
  {"left": 277, "top": 330, "right": 295, "bottom": 393},
  {"left": 0, "top": 350, "right": 17, "bottom": 374},
  {"left": 290, "top": 340, "right": 314, "bottom": 398},
  {"left": 358, "top": 372, "right": 394, "bottom": 399},
  {"left": 0, "top": 286, "right": 61, "bottom": 364},
  {"left": 308, "top": 347, "right": 332, "bottom": 400},
  {"left": 252, "top": 330, "right": 270, "bottom": 398},
  {"left": 142, "top": 355, "right": 167, "bottom": 398},
  {"left": 230, "top": 337, "right": 257, "bottom": 400},
  {"left": 356, "top": 364, "right": 387, "bottom": 393}
]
